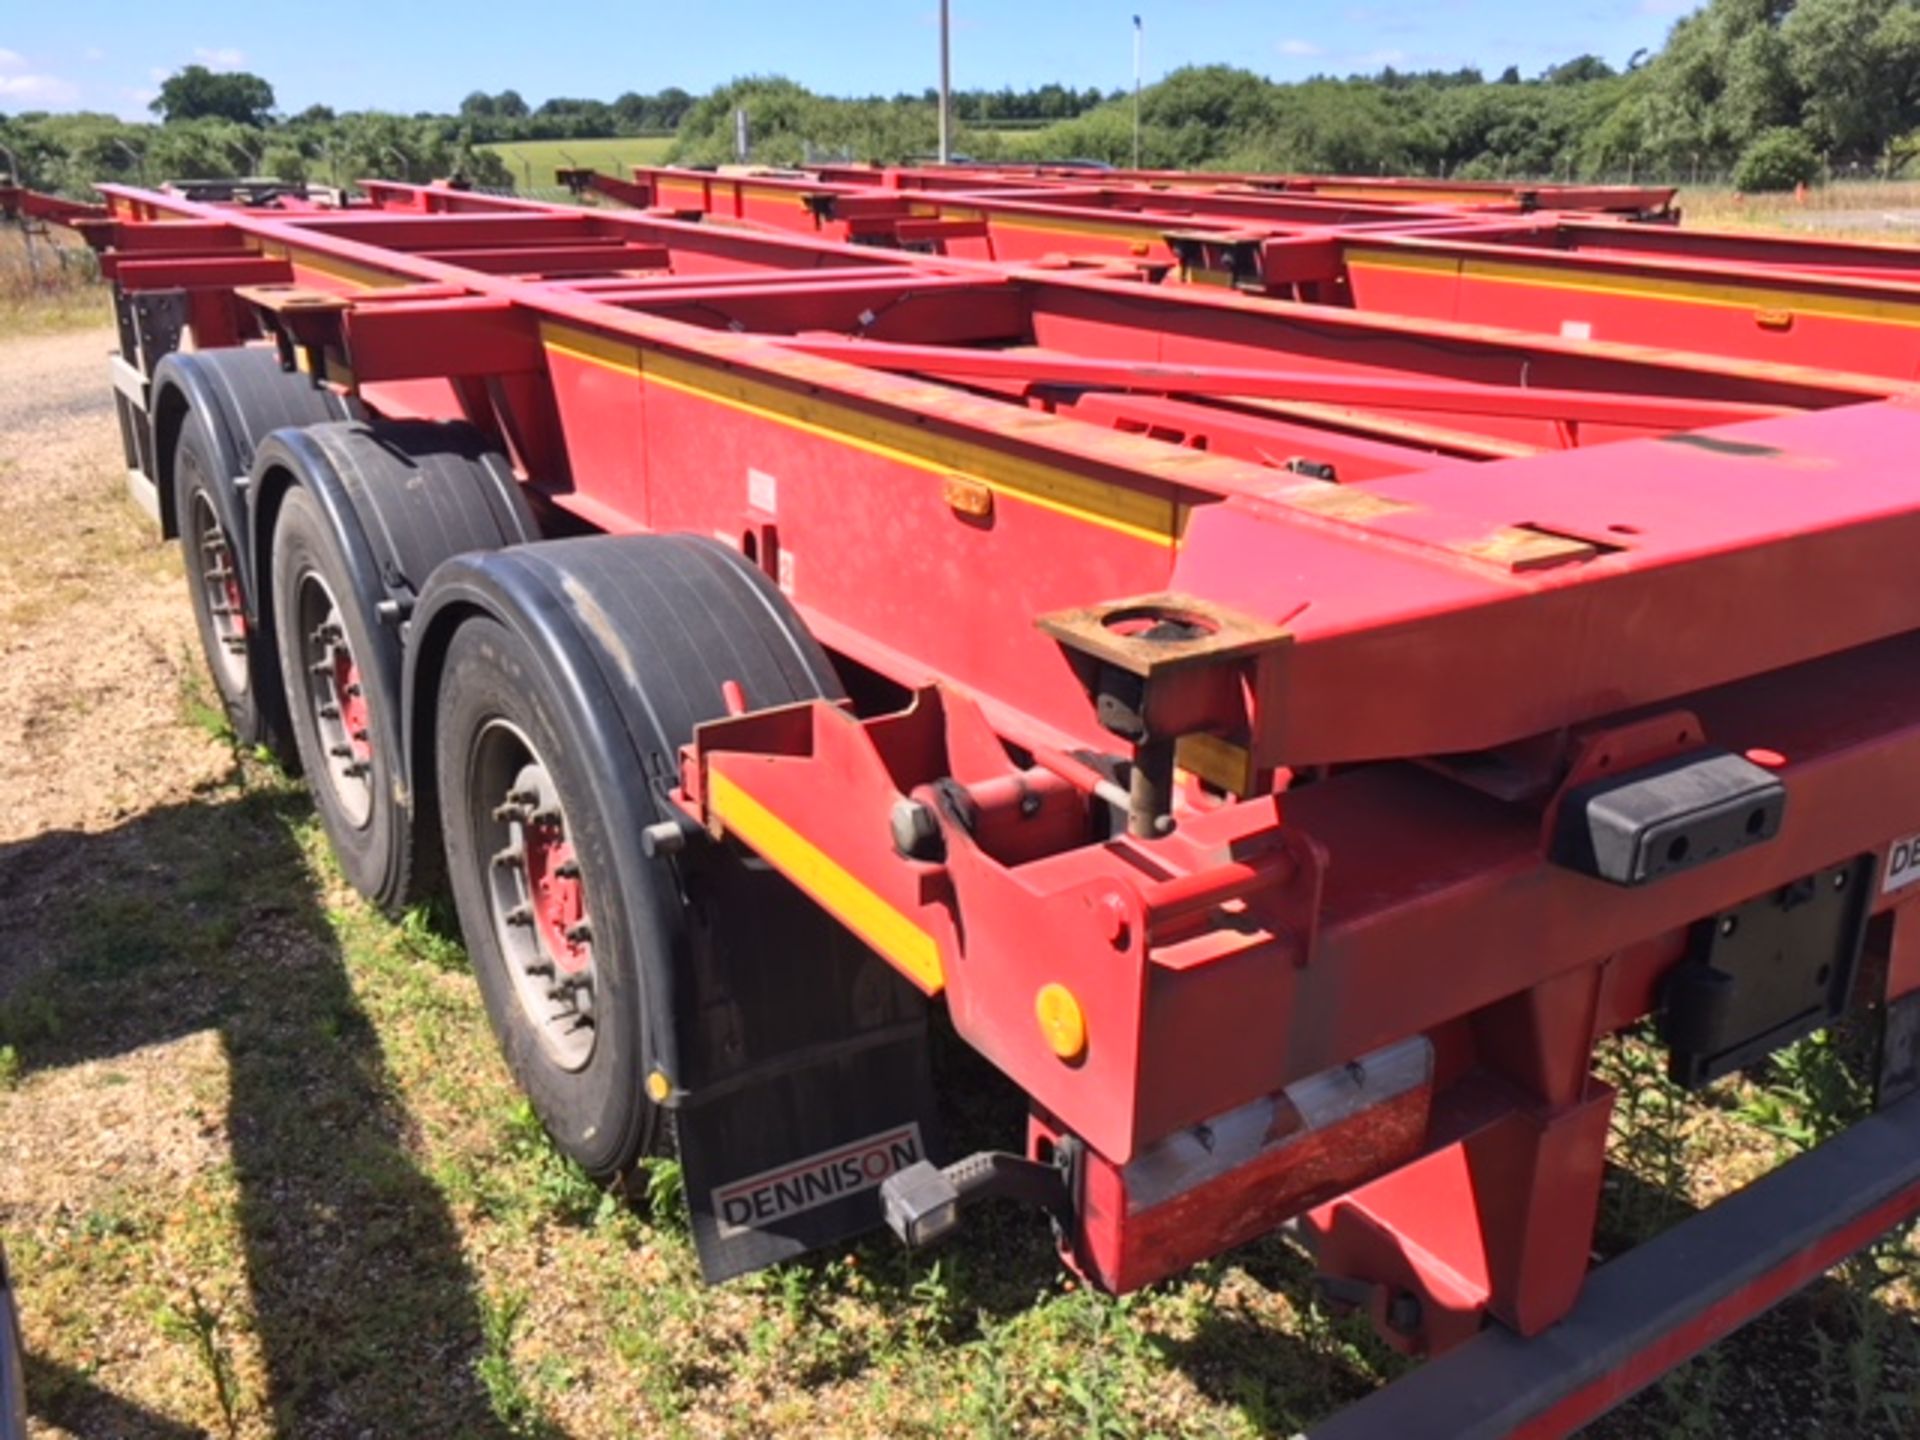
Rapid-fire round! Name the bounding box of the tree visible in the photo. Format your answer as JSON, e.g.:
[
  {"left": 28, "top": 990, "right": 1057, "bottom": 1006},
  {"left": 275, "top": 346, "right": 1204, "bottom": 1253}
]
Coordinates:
[
  {"left": 1732, "top": 124, "right": 1820, "bottom": 187},
  {"left": 1784, "top": 0, "right": 1920, "bottom": 161},
  {"left": 1544, "top": 55, "right": 1615, "bottom": 85},
  {"left": 149, "top": 65, "right": 276, "bottom": 126}
]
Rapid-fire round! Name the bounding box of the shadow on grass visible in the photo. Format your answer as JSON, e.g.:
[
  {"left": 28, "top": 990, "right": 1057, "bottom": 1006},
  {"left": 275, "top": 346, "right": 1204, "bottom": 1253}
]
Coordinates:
[{"left": 0, "top": 777, "right": 552, "bottom": 1438}]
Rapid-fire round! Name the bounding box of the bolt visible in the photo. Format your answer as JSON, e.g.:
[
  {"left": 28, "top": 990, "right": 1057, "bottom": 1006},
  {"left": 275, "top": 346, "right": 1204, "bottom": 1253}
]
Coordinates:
[
  {"left": 505, "top": 904, "right": 533, "bottom": 927},
  {"left": 329, "top": 743, "right": 354, "bottom": 759},
  {"left": 508, "top": 787, "right": 539, "bottom": 806},
  {"left": 350, "top": 727, "right": 369, "bottom": 744},
  {"left": 492, "top": 845, "right": 523, "bottom": 868},
  {"left": 342, "top": 761, "right": 370, "bottom": 778},
  {"left": 555, "top": 858, "right": 580, "bottom": 880},
  {"left": 344, "top": 683, "right": 363, "bottom": 699},
  {"left": 491, "top": 800, "right": 527, "bottom": 822},
  {"left": 1097, "top": 892, "right": 1131, "bottom": 949},
  {"left": 640, "top": 819, "right": 687, "bottom": 857},
  {"left": 890, "top": 797, "right": 941, "bottom": 861},
  {"left": 1386, "top": 1291, "right": 1423, "bottom": 1336},
  {"left": 319, "top": 704, "right": 340, "bottom": 720}
]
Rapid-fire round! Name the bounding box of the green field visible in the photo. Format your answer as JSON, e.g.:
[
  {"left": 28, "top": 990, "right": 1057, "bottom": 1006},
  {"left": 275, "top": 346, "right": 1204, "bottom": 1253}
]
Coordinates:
[{"left": 485, "top": 135, "right": 675, "bottom": 191}]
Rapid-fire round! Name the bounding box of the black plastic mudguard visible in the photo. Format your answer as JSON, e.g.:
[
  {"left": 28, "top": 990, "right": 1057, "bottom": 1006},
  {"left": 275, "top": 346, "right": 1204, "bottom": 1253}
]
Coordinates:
[{"left": 407, "top": 536, "right": 938, "bottom": 1280}]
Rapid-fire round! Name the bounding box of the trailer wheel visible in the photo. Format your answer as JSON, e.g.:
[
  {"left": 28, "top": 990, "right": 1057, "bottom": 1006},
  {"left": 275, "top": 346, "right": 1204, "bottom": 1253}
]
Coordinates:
[
  {"left": 420, "top": 535, "right": 845, "bottom": 1179},
  {"left": 157, "top": 348, "right": 354, "bottom": 764},
  {"left": 436, "top": 616, "right": 653, "bottom": 1168},
  {"left": 256, "top": 420, "right": 540, "bottom": 911},
  {"left": 176, "top": 422, "right": 288, "bottom": 754},
  {"left": 273, "top": 484, "right": 404, "bottom": 896}
]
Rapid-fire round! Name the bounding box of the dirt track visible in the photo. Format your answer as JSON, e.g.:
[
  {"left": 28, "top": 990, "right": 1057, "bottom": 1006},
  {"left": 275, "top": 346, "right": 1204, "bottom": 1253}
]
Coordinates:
[
  {"left": 0, "top": 326, "right": 231, "bottom": 858},
  {"left": 0, "top": 325, "right": 238, "bottom": 1020}
]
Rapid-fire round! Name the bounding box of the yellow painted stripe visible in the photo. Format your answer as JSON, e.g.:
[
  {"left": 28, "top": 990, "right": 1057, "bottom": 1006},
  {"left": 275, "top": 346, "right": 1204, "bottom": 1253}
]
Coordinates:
[
  {"left": 539, "top": 323, "right": 1179, "bottom": 545},
  {"left": 936, "top": 205, "right": 1168, "bottom": 246},
  {"left": 1346, "top": 246, "right": 1920, "bottom": 327},
  {"left": 708, "top": 769, "right": 945, "bottom": 993},
  {"left": 259, "top": 240, "right": 409, "bottom": 292}
]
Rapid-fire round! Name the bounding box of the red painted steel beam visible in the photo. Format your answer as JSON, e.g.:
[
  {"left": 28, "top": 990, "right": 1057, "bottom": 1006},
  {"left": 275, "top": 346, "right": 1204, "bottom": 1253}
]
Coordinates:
[
  {"left": 111, "top": 254, "right": 293, "bottom": 291},
  {"left": 0, "top": 184, "right": 107, "bottom": 224},
  {"left": 778, "top": 336, "right": 1793, "bottom": 432},
  {"left": 296, "top": 213, "right": 605, "bottom": 248},
  {"left": 410, "top": 242, "right": 671, "bottom": 274}
]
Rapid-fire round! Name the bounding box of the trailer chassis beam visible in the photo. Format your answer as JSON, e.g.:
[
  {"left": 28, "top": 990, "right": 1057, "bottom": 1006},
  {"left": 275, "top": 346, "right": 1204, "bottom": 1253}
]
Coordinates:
[{"left": 1306, "top": 1083, "right": 1920, "bottom": 1440}]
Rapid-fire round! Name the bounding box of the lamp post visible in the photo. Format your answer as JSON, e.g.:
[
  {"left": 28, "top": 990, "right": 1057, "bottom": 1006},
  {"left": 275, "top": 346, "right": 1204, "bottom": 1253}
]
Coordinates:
[
  {"left": 112, "top": 137, "right": 148, "bottom": 185},
  {"left": 938, "top": 0, "right": 952, "bottom": 165},
  {"left": 1132, "top": 14, "right": 1143, "bottom": 171}
]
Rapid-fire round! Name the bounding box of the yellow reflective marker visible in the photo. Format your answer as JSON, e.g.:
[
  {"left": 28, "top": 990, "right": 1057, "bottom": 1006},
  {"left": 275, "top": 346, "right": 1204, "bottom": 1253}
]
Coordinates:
[{"left": 1035, "top": 982, "right": 1088, "bottom": 1063}]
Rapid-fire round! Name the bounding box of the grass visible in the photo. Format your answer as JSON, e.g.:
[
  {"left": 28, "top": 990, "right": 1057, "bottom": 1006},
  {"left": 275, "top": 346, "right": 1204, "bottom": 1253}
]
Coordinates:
[
  {"left": 0, "top": 223, "right": 107, "bottom": 334},
  {"left": 485, "top": 136, "right": 676, "bottom": 195},
  {"left": 1678, "top": 176, "right": 1920, "bottom": 236},
  {"left": 4, "top": 519, "right": 1913, "bottom": 1440},
  {"left": 2, "top": 230, "right": 1918, "bottom": 1439}
]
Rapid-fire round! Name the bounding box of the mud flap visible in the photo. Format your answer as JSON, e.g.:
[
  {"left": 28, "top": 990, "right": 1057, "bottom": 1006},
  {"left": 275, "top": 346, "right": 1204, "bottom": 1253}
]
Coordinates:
[{"left": 671, "top": 849, "right": 938, "bottom": 1282}]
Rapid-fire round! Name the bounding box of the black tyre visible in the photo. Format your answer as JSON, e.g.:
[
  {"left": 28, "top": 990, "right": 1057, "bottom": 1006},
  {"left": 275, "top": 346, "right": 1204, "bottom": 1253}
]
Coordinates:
[
  {"left": 257, "top": 420, "right": 539, "bottom": 911},
  {"left": 425, "top": 535, "right": 845, "bottom": 1180},
  {"left": 272, "top": 484, "right": 411, "bottom": 902},
  {"left": 176, "top": 419, "right": 292, "bottom": 758},
  {"left": 436, "top": 615, "right": 661, "bottom": 1175},
  {"left": 0, "top": 1243, "right": 24, "bottom": 1440}
]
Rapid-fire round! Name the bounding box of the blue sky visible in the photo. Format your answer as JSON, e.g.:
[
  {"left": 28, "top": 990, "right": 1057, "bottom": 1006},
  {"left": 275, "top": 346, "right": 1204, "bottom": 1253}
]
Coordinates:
[{"left": 2, "top": 1, "right": 1695, "bottom": 121}]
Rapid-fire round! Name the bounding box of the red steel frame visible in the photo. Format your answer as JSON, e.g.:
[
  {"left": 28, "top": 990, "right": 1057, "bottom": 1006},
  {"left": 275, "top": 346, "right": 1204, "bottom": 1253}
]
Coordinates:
[
  {"left": 599, "top": 164, "right": 1920, "bottom": 379},
  {"left": 27, "top": 171, "right": 1920, "bottom": 1431}
]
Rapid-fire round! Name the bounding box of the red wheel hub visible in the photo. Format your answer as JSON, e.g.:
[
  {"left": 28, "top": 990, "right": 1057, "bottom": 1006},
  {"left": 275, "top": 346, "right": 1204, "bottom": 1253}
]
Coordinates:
[
  {"left": 217, "top": 545, "right": 247, "bottom": 640},
  {"left": 332, "top": 649, "right": 373, "bottom": 762},
  {"left": 524, "top": 817, "right": 590, "bottom": 975}
]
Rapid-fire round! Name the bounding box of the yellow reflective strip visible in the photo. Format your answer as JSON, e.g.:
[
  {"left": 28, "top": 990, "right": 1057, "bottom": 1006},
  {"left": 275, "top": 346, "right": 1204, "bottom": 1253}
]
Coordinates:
[
  {"left": 539, "top": 323, "right": 1179, "bottom": 546},
  {"left": 707, "top": 769, "right": 944, "bottom": 993},
  {"left": 1345, "top": 246, "right": 1920, "bottom": 327}
]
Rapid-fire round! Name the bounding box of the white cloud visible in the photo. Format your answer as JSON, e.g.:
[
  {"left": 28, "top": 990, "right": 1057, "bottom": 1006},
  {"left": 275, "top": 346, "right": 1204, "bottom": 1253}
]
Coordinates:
[
  {"left": 193, "top": 46, "right": 247, "bottom": 70},
  {"left": 1277, "top": 38, "right": 1323, "bottom": 57},
  {"left": 0, "top": 72, "right": 81, "bottom": 104},
  {"left": 0, "top": 48, "right": 25, "bottom": 71}
]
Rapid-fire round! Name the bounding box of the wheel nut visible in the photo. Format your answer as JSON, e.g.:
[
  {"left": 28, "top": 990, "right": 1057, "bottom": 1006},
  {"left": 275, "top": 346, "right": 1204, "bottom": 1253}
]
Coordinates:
[
  {"left": 505, "top": 904, "right": 533, "bottom": 927},
  {"left": 890, "top": 797, "right": 942, "bottom": 861},
  {"left": 565, "top": 922, "right": 592, "bottom": 944}
]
